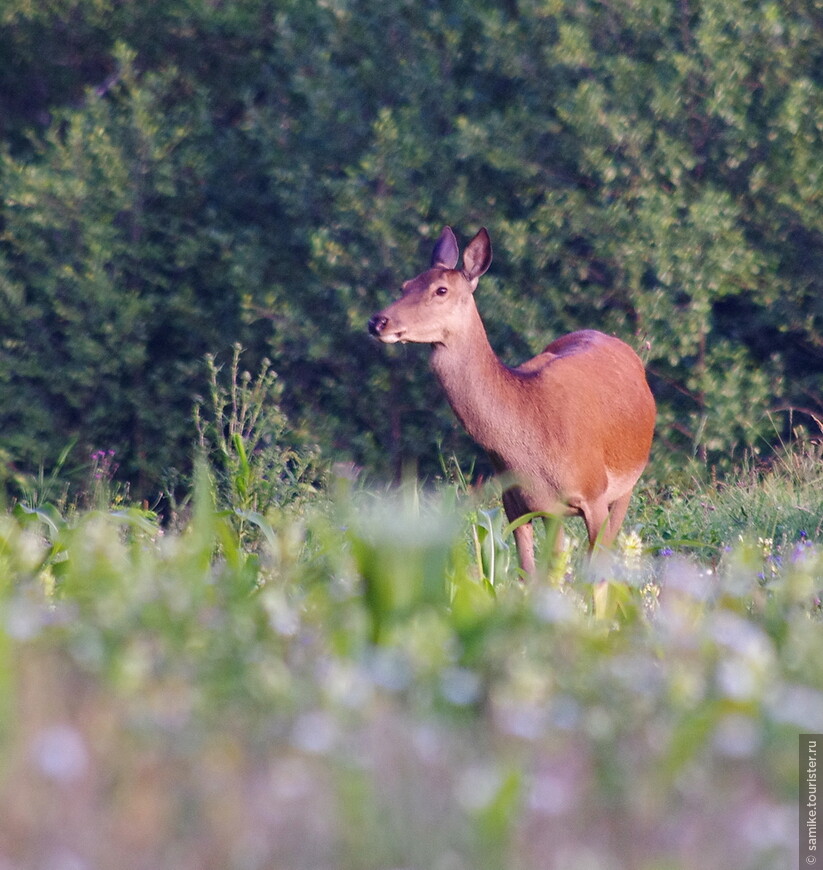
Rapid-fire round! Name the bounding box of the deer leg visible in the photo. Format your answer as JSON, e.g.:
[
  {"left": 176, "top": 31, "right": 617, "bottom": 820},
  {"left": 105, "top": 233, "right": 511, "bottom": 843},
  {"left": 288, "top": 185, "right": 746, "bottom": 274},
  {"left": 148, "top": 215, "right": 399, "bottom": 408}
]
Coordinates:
[
  {"left": 581, "top": 492, "right": 636, "bottom": 577},
  {"left": 512, "top": 521, "right": 535, "bottom": 578},
  {"left": 605, "top": 491, "right": 633, "bottom": 545},
  {"left": 502, "top": 489, "right": 536, "bottom": 578},
  {"left": 581, "top": 500, "right": 610, "bottom": 553},
  {"left": 547, "top": 519, "right": 565, "bottom": 556}
]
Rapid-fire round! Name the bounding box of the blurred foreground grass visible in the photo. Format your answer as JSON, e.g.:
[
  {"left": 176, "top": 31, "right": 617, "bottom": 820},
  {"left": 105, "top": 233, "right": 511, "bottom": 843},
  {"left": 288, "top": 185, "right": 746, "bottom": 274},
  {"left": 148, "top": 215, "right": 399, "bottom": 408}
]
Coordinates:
[{"left": 1, "top": 451, "right": 822, "bottom": 870}]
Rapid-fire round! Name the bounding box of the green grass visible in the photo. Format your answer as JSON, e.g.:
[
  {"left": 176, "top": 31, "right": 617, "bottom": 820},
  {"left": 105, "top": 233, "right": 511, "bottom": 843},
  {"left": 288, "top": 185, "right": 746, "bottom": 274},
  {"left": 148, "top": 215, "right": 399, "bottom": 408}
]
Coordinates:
[{"left": 1, "top": 446, "right": 821, "bottom": 869}]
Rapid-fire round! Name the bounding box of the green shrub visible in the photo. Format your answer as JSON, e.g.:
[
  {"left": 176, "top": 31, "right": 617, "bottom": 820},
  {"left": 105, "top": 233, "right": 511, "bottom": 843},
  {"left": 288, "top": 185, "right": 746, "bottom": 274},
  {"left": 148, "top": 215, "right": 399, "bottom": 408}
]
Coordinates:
[{"left": 193, "top": 344, "right": 323, "bottom": 543}]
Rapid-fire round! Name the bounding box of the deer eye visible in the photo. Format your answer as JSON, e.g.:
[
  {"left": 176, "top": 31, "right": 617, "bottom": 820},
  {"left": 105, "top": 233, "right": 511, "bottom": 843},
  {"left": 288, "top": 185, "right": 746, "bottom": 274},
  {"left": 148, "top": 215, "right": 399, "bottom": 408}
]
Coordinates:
[{"left": 434, "top": 286, "right": 448, "bottom": 297}]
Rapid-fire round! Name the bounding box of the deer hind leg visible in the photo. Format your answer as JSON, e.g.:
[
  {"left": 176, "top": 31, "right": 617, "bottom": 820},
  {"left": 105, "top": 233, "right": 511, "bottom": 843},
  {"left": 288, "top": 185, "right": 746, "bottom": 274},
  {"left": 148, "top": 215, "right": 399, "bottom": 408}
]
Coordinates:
[
  {"left": 546, "top": 518, "right": 565, "bottom": 556},
  {"left": 605, "top": 491, "right": 633, "bottom": 544},
  {"left": 581, "top": 499, "right": 610, "bottom": 553},
  {"left": 582, "top": 488, "right": 635, "bottom": 549}
]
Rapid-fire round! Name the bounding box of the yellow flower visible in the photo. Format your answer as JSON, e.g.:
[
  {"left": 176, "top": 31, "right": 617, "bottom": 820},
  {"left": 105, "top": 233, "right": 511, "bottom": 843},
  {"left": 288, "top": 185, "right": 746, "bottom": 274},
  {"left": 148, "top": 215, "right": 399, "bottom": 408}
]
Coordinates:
[{"left": 620, "top": 529, "right": 644, "bottom": 571}]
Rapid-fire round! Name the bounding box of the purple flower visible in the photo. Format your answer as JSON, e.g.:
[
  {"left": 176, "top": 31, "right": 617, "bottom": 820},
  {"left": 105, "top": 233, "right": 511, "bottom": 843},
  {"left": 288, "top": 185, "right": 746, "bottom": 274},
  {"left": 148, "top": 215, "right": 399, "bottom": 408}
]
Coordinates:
[{"left": 90, "top": 449, "right": 118, "bottom": 481}]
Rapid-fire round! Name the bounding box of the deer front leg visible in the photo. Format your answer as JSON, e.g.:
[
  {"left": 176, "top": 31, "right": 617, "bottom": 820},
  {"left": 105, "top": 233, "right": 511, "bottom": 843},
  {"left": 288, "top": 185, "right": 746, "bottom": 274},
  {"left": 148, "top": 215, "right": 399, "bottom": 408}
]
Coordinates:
[{"left": 502, "top": 489, "right": 536, "bottom": 578}]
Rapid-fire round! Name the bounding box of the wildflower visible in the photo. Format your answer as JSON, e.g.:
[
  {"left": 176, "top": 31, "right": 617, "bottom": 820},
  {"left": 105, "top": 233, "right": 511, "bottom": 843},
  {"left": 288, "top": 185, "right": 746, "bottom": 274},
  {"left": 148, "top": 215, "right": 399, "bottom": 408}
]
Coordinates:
[
  {"left": 547, "top": 535, "right": 577, "bottom": 584},
  {"left": 791, "top": 531, "right": 816, "bottom": 566},
  {"left": 641, "top": 580, "right": 660, "bottom": 613},
  {"left": 756, "top": 536, "right": 780, "bottom": 578},
  {"left": 90, "top": 449, "right": 118, "bottom": 481},
  {"left": 620, "top": 529, "right": 644, "bottom": 571}
]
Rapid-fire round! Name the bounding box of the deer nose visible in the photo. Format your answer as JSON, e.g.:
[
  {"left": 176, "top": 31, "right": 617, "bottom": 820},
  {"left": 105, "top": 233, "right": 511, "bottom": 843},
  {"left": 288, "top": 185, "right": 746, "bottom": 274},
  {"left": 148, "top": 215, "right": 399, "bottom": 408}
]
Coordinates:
[{"left": 368, "top": 314, "right": 388, "bottom": 337}]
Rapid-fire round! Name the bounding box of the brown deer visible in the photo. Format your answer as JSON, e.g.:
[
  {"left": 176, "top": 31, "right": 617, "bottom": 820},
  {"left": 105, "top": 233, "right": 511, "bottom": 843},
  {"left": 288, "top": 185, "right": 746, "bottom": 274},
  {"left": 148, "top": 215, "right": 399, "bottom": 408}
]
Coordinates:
[{"left": 368, "top": 227, "right": 656, "bottom": 576}]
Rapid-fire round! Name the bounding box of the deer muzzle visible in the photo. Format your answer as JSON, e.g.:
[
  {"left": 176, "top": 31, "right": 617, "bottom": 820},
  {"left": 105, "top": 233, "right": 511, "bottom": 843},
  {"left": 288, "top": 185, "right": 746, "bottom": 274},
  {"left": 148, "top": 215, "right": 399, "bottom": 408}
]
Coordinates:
[{"left": 368, "top": 313, "right": 404, "bottom": 343}]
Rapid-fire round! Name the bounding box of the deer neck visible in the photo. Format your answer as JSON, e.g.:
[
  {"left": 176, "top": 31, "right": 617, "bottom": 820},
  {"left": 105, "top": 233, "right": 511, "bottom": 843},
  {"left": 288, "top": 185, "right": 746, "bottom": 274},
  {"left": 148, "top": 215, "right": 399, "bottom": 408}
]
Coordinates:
[{"left": 429, "top": 307, "right": 518, "bottom": 451}]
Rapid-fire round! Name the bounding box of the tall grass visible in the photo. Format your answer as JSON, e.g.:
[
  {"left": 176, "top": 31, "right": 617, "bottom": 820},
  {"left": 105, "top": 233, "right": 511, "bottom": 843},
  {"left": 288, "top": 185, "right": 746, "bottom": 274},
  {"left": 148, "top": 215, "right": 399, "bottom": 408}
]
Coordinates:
[
  {"left": 2, "top": 360, "right": 822, "bottom": 870},
  {"left": 635, "top": 443, "right": 823, "bottom": 557},
  {"left": 0, "top": 439, "right": 820, "bottom": 869}
]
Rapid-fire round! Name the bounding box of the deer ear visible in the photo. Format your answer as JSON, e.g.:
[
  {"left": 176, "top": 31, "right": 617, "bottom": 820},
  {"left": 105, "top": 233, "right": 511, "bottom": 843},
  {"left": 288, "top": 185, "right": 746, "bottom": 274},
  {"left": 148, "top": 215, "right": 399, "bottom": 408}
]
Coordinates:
[
  {"left": 461, "top": 228, "right": 492, "bottom": 290},
  {"left": 431, "top": 226, "right": 459, "bottom": 269}
]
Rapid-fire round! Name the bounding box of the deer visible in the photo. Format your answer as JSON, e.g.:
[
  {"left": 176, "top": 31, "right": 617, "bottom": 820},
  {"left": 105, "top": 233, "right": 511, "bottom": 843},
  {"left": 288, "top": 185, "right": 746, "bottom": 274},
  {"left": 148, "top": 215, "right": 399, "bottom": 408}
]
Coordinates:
[{"left": 367, "top": 226, "right": 656, "bottom": 577}]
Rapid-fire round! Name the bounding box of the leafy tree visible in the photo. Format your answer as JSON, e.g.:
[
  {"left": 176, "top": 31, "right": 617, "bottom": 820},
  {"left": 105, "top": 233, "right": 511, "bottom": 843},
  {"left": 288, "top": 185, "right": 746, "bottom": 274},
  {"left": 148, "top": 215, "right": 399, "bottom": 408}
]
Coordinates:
[
  {"left": 0, "top": 48, "right": 244, "bottom": 495},
  {"left": 0, "top": 0, "right": 822, "bottom": 497},
  {"left": 273, "top": 0, "right": 816, "bottom": 475}
]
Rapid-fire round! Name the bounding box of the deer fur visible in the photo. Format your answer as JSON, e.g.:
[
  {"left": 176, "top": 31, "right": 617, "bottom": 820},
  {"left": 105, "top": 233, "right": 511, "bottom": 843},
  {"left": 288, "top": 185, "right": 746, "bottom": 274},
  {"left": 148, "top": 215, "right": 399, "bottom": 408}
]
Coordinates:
[{"left": 368, "top": 226, "right": 656, "bottom": 576}]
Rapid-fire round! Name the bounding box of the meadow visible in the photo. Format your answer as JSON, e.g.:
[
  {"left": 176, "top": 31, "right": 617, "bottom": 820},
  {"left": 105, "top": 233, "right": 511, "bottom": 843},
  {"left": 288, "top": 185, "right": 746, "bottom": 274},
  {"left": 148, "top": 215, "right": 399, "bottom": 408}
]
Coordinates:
[{"left": 0, "top": 432, "right": 821, "bottom": 870}]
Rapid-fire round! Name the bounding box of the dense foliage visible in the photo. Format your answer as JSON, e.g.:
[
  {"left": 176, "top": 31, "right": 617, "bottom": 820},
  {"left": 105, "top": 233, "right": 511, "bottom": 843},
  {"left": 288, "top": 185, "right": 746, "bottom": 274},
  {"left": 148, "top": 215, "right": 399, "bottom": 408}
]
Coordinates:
[{"left": 1, "top": 0, "right": 822, "bottom": 497}]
